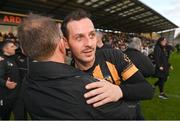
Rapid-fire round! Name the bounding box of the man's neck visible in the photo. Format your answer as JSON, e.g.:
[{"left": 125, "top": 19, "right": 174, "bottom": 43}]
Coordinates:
[
  {"left": 75, "top": 58, "right": 95, "bottom": 71},
  {"left": 43, "top": 53, "right": 65, "bottom": 63},
  {"left": 97, "top": 41, "right": 104, "bottom": 48}
]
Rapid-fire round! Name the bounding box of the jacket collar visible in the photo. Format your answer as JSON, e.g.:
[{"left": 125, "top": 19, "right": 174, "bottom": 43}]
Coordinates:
[{"left": 28, "top": 61, "right": 84, "bottom": 81}]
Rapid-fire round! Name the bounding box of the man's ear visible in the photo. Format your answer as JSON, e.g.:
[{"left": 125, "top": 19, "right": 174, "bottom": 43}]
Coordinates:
[
  {"left": 58, "top": 38, "right": 66, "bottom": 54},
  {"left": 63, "top": 37, "right": 70, "bottom": 49}
]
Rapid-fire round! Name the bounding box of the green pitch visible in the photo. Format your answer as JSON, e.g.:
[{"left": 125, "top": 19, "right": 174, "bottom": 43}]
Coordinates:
[{"left": 142, "top": 52, "right": 180, "bottom": 120}]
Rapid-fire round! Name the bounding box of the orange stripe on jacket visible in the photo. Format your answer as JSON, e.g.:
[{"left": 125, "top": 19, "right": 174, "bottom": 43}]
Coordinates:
[
  {"left": 121, "top": 64, "right": 138, "bottom": 81},
  {"left": 106, "top": 61, "right": 121, "bottom": 85},
  {"left": 93, "top": 65, "right": 104, "bottom": 80}
]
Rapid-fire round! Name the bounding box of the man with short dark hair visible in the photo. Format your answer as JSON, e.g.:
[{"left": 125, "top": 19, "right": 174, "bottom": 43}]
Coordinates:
[{"left": 61, "top": 9, "right": 154, "bottom": 114}]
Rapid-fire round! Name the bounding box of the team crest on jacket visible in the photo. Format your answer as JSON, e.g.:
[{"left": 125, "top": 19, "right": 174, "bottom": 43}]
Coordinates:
[{"left": 123, "top": 54, "right": 131, "bottom": 63}]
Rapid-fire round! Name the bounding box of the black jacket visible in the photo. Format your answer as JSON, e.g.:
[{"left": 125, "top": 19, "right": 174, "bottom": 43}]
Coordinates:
[
  {"left": 0, "top": 54, "right": 20, "bottom": 99},
  {"left": 22, "top": 61, "right": 137, "bottom": 120},
  {"left": 124, "top": 48, "right": 155, "bottom": 77},
  {"left": 154, "top": 44, "right": 169, "bottom": 78}
]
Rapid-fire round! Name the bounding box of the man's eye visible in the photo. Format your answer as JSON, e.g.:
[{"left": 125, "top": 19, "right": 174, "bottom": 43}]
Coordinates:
[
  {"left": 89, "top": 33, "right": 95, "bottom": 39},
  {"left": 76, "top": 36, "right": 82, "bottom": 41}
]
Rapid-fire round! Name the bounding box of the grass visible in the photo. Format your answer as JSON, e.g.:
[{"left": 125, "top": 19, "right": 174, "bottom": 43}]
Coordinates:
[{"left": 141, "top": 52, "right": 180, "bottom": 120}]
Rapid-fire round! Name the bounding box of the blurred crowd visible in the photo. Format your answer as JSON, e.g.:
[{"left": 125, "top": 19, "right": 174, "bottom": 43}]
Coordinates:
[
  {"left": 97, "top": 32, "right": 174, "bottom": 56},
  {"left": 0, "top": 31, "right": 177, "bottom": 58}
]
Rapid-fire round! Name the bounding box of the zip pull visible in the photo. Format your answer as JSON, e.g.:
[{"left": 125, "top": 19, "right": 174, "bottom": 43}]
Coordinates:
[{"left": 0, "top": 99, "right": 3, "bottom": 106}]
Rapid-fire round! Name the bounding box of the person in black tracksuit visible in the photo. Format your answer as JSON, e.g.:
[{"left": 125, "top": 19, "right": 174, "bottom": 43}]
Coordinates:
[
  {"left": 0, "top": 41, "right": 20, "bottom": 120},
  {"left": 124, "top": 37, "right": 155, "bottom": 120},
  {"left": 154, "top": 37, "right": 169, "bottom": 99},
  {"left": 0, "top": 44, "right": 28, "bottom": 120}
]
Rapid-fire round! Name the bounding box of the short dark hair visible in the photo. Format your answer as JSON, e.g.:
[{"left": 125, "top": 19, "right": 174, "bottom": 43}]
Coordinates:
[
  {"left": 61, "top": 9, "right": 91, "bottom": 39},
  {"left": 18, "top": 13, "right": 63, "bottom": 60}
]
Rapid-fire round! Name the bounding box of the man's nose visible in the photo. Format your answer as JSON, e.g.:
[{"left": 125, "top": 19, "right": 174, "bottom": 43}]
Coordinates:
[{"left": 84, "top": 37, "right": 93, "bottom": 47}]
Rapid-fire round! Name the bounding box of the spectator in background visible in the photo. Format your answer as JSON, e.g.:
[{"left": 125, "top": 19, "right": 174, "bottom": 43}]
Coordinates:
[
  {"left": 0, "top": 41, "right": 20, "bottom": 120},
  {"left": 125, "top": 37, "right": 155, "bottom": 77},
  {"left": 96, "top": 31, "right": 112, "bottom": 50},
  {"left": 124, "top": 37, "right": 155, "bottom": 119},
  {"left": 154, "top": 37, "right": 169, "bottom": 99}
]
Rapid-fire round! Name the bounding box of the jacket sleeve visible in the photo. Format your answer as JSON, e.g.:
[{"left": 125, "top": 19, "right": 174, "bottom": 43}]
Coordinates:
[
  {"left": 154, "top": 46, "right": 162, "bottom": 68},
  {"left": 141, "top": 55, "right": 155, "bottom": 77},
  {"left": 112, "top": 50, "right": 154, "bottom": 100},
  {"left": 120, "top": 71, "right": 154, "bottom": 100},
  {"left": 0, "top": 61, "right": 6, "bottom": 87},
  {"left": 136, "top": 53, "right": 155, "bottom": 77}
]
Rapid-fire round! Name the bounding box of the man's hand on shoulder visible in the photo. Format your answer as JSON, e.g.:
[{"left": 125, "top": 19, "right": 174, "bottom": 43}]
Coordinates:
[{"left": 84, "top": 79, "right": 123, "bottom": 107}]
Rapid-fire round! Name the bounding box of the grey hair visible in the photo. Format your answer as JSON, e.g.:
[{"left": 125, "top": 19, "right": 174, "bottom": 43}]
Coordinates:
[
  {"left": 96, "top": 31, "right": 103, "bottom": 38},
  {"left": 128, "top": 37, "right": 142, "bottom": 51}
]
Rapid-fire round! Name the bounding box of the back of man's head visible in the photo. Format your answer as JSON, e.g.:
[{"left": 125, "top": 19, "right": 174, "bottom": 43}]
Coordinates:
[
  {"left": 128, "top": 37, "right": 142, "bottom": 51},
  {"left": 61, "top": 9, "right": 91, "bottom": 39},
  {"left": 18, "top": 13, "right": 62, "bottom": 61}
]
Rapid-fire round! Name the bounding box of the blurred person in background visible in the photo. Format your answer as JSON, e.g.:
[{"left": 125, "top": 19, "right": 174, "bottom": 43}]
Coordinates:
[
  {"left": 0, "top": 41, "right": 20, "bottom": 120},
  {"left": 154, "top": 37, "right": 169, "bottom": 99},
  {"left": 124, "top": 37, "right": 155, "bottom": 119},
  {"left": 125, "top": 37, "right": 155, "bottom": 77},
  {"left": 96, "top": 31, "right": 112, "bottom": 50}
]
